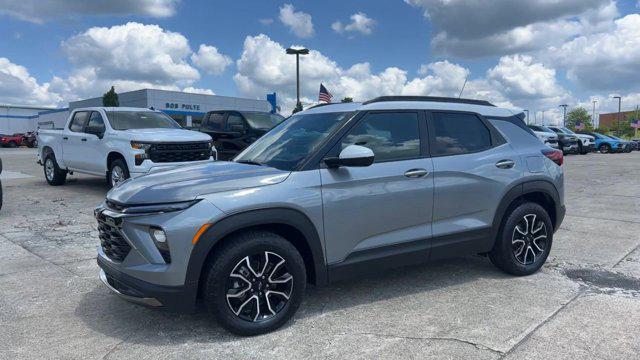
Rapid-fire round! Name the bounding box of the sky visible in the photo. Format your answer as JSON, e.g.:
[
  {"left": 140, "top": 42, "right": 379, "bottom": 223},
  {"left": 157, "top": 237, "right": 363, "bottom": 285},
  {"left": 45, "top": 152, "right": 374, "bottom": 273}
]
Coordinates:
[{"left": 1, "top": 0, "right": 640, "bottom": 124}]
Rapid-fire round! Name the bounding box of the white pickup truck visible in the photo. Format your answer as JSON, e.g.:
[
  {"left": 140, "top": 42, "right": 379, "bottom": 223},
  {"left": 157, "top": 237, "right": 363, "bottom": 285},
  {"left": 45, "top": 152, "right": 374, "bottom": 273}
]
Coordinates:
[{"left": 37, "top": 107, "right": 214, "bottom": 187}]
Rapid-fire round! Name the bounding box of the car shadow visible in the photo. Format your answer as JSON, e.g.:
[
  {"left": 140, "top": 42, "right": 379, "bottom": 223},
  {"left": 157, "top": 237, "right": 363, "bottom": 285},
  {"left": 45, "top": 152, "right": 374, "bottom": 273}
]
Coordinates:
[{"left": 75, "top": 254, "right": 509, "bottom": 345}]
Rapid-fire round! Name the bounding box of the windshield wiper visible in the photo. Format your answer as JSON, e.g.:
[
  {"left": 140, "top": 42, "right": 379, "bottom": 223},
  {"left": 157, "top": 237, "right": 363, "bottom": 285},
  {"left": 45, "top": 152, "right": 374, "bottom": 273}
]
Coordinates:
[{"left": 236, "top": 159, "right": 264, "bottom": 166}]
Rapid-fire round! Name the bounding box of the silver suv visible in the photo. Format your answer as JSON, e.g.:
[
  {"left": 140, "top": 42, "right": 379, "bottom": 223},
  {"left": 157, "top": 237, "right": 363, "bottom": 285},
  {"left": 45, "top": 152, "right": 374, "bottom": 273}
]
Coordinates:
[{"left": 96, "top": 96, "right": 565, "bottom": 335}]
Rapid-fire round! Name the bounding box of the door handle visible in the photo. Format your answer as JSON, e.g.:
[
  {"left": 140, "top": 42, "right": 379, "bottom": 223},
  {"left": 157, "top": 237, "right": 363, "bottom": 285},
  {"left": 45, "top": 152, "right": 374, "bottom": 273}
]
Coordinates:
[
  {"left": 81, "top": 138, "right": 87, "bottom": 142},
  {"left": 62, "top": 136, "right": 68, "bottom": 140},
  {"left": 495, "top": 160, "right": 515, "bottom": 169},
  {"left": 404, "top": 168, "right": 429, "bottom": 178}
]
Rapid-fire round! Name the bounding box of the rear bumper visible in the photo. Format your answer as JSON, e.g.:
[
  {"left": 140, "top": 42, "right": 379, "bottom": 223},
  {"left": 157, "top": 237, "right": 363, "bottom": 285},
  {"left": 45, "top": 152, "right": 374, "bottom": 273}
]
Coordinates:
[{"left": 97, "top": 256, "right": 196, "bottom": 313}]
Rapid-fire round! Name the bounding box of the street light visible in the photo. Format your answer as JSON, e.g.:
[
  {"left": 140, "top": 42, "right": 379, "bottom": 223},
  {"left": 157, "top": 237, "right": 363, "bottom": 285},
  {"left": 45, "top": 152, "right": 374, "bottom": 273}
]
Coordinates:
[
  {"left": 559, "top": 104, "right": 568, "bottom": 127},
  {"left": 613, "top": 96, "right": 622, "bottom": 136},
  {"left": 592, "top": 100, "right": 597, "bottom": 128},
  {"left": 286, "top": 47, "right": 309, "bottom": 111}
]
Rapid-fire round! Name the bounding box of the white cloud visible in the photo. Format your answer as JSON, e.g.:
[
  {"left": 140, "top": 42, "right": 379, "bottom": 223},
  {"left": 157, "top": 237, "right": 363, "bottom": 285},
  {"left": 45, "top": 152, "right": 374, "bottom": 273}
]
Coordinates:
[
  {"left": 259, "top": 18, "right": 274, "bottom": 26},
  {"left": 191, "top": 44, "right": 232, "bottom": 75},
  {"left": 487, "top": 55, "right": 565, "bottom": 101},
  {"left": 405, "top": 0, "right": 616, "bottom": 57},
  {"left": 551, "top": 14, "right": 640, "bottom": 92},
  {"left": 279, "top": 4, "right": 314, "bottom": 38},
  {"left": 0, "top": 57, "right": 61, "bottom": 106},
  {"left": 332, "top": 12, "right": 375, "bottom": 35},
  {"left": 0, "top": 0, "right": 179, "bottom": 23}
]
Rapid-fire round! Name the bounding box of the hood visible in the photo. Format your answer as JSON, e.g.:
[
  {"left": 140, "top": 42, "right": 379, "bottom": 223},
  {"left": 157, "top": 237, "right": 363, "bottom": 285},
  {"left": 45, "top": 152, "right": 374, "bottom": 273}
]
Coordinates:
[
  {"left": 575, "top": 134, "right": 594, "bottom": 140},
  {"left": 119, "top": 128, "right": 212, "bottom": 142},
  {"left": 107, "top": 161, "right": 290, "bottom": 204}
]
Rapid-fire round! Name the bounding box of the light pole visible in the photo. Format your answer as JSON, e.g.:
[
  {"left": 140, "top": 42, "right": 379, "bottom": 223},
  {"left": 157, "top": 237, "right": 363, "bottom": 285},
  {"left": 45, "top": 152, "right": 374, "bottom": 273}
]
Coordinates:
[
  {"left": 559, "top": 104, "right": 568, "bottom": 127},
  {"left": 592, "top": 100, "right": 597, "bottom": 128},
  {"left": 286, "top": 47, "right": 309, "bottom": 111},
  {"left": 524, "top": 109, "right": 529, "bottom": 124},
  {"left": 613, "top": 96, "right": 622, "bottom": 136}
]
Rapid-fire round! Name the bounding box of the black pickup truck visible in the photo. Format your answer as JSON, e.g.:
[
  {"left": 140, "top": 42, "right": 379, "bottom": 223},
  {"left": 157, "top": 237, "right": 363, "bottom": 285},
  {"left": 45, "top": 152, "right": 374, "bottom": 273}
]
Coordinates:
[{"left": 196, "top": 110, "right": 284, "bottom": 160}]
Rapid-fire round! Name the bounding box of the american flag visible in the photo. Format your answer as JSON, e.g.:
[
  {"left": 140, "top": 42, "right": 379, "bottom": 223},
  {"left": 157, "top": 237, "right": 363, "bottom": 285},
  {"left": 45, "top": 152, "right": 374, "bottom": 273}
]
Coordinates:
[
  {"left": 631, "top": 120, "right": 640, "bottom": 129},
  {"left": 575, "top": 122, "right": 585, "bottom": 130},
  {"left": 318, "top": 83, "right": 333, "bottom": 103}
]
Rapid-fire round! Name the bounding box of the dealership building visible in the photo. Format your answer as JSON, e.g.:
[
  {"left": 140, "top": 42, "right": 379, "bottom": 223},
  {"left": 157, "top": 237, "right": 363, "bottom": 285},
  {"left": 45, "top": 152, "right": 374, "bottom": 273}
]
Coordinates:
[
  {"left": 599, "top": 110, "right": 639, "bottom": 129},
  {"left": 1, "top": 89, "right": 276, "bottom": 134}
]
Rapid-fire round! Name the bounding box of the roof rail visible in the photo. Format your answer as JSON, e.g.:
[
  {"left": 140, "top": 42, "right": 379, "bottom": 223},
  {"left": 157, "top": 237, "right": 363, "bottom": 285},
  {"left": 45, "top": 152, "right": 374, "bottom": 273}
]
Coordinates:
[
  {"left": 362, "top": 96, "right": 495, "bottom": 107},
  {"left": 305, "top": 102, "right": 343, "bottom": 110}
]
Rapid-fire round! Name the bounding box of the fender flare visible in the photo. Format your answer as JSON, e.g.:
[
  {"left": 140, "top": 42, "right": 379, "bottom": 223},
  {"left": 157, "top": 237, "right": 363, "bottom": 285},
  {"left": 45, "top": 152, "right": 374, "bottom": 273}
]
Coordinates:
[
  {"left": 184, "top": 207, "right": 328, "bottom": 292},
  {"left": 491, "top": 180, "right": 563, "bottom": 241}
]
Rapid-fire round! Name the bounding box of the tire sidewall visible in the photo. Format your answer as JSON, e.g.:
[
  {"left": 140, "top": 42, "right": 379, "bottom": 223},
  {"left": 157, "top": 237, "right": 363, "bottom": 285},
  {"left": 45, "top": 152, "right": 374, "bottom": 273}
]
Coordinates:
[
  {"left": 205, "top": 234, "right": 306, "bottom": 335},
  {"left": 600, "top": 144, "right": 610, "bottom": 153},
  {"left": 491, "top": 202, "right": 553, "bottom": 276}
]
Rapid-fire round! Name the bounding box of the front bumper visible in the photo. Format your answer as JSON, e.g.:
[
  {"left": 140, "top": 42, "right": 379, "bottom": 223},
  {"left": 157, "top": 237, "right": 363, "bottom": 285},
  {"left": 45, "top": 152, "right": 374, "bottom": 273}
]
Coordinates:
[
  {"left": 130, "top": 157, "right": 214, "bottom": 178},
  {"left": 98, "top": 256, "right": 194, "bottom": 312}
]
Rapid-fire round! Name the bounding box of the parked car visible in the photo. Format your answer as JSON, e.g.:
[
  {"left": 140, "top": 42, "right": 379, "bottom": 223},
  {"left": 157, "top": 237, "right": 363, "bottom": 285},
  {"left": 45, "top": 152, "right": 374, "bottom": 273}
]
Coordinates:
[
  {"left": 632, "top": 139, "right": 640, "bottom": 151},
  {"left": 607, "top": 135, "right": 635, "bottom": 152},
  {"left": 547, "top": 126, "right": 595, "bottom": 154},
  {"left": 37, "top": 107, "right": 214, "bottom": 187},
  {"left": 1, "top": 134, "right": 23, "bottom": 148},
  {"left": 95, "top": 96, "right": 565, "bottom": 335},
  {"left": 577, "top": 131, "right": 626, "bottom": 153},
  {"left": 526, "top": 125, "right": 559, "bottom": 149},
  {"left": 196, "top": 110, "right": 284, "bottom": 160},
  {"left": 22, "top": 131, "right": 37, "bottom": 148}
]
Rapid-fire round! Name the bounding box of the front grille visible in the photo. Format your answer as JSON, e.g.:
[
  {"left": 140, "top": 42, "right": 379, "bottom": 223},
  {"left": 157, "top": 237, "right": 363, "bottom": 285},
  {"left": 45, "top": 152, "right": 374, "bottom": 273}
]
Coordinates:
[
  {"left": 148, "top": 142, "right": 211, "bottom": 163},
  {"left": 97, "top": 213, "right": 131, "bottom": 262}
]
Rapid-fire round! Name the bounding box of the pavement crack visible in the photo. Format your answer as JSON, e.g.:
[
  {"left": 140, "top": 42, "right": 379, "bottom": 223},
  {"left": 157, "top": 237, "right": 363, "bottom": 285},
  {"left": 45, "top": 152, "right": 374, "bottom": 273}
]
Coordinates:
[
  {"left": 348, "top": 331, "right": 504, "bottom": 355},
  {"left": 612, "top": 243, "right": 640, "bottom": 268},
  {"left": 501, "top": 289, "right": 586, "bottom": 358},
  {"left": 0, "top": 233, "right": 77, "bottom": 277}
]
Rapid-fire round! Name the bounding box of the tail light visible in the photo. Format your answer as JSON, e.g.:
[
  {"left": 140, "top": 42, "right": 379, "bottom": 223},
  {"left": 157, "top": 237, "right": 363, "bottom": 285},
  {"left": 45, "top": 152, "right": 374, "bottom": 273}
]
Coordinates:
[{"left": 541, "top": 148, "right": 563, "bottom": 166}]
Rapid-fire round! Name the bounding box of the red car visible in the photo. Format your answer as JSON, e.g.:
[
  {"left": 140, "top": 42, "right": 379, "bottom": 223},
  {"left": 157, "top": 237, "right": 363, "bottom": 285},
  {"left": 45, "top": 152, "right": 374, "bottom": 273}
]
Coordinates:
[{"left": 0, "top": 134, "right": 23, "bottom": 148}]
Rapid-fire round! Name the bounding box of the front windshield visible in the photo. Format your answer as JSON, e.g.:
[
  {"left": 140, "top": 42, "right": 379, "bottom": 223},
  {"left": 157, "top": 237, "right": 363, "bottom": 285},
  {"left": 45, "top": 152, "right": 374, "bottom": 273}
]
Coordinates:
[
  {"left": 540, "top": 126, "right": 556, "bottom": 133},
  {"left": 561, "top": 127, "right": 575, "bottom": 134},
  {"left": 107, "top": 111, "right": 181, "bottom": 130},
  {"left": 234, "top": 111, "right": 353, "bottom": 171},
  {"left": 242, "top": 112, "right": 285, "bottom": 130}
]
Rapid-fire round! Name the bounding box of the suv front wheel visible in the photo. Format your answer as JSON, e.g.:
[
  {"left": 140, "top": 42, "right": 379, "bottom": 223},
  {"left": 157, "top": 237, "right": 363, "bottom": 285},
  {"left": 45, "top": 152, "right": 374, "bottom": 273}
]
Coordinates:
[
  {"left": 202, "top": 230, "right": 306, "bottom": 335},
  {"left": 489, "top": 202, "right": 553, "bottom": 276}
]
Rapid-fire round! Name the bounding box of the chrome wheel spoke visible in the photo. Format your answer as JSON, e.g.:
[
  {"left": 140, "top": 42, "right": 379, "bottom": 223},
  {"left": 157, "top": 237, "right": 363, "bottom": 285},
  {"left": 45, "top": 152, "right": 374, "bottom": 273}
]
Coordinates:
[
  {"left": 515, "top": 225, "right": 527, "bottom": 236},
  {"left": 226, "top": 250, "right": 293, "bottom": 323}
]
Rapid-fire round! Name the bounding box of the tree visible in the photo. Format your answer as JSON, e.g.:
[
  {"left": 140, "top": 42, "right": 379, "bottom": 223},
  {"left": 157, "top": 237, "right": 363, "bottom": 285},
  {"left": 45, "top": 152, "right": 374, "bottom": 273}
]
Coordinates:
[
  {"left": 292, "top": 102, "right": 303, "bottom": 114},
  {"left": 102, "top": 86, "right": 119, "bottom": 107},
  {"left": 341, "top": 97, "right": 353, "bottom": 103},
  {"left": 566, "top": 107, "right": 592, "bottom": 130}
]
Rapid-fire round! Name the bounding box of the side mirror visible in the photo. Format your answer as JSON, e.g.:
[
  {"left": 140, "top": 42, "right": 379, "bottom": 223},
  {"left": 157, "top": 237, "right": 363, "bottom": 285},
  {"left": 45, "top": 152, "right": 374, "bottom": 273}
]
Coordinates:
[{"left": 324, "top": 145, "right": 374, "bottom": 168}]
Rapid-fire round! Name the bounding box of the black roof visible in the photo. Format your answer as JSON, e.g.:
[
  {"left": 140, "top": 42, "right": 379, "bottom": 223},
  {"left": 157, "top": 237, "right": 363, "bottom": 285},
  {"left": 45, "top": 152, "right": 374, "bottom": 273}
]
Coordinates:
[{"left": 362, "top": 96, "right": 495, "bottom": 107}]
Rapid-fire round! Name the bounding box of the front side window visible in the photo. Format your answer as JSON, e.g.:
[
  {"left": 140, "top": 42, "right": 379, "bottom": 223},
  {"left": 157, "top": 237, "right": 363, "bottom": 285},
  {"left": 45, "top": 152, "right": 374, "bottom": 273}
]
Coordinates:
[
  {"left": 69, "top": 111, "right": 89, "bottom": 132},
  {"left": 341, "top": 112, "right": 420, "bottom": 162},
  {"left": 235, "top": 112, "right": 352, "bottom": 171},
  {"left": 85, "top": 112, "right": 105, "bottom": 134},
  {"left": 431, "top": 112, "right": 492, "bottom": 156},
  {"left": 106, "top": 111, "right": 180, "bottom": 130}
]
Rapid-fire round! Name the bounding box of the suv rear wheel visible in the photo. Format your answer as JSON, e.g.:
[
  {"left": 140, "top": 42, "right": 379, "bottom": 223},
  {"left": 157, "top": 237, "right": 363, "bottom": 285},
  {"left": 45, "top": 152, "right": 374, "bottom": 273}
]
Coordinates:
[
  {"left": 202, "top": 231, "right": 306, "bottom": 335},
  {"left": 489, "top": 202, "right": 553, "bottom": 276}
]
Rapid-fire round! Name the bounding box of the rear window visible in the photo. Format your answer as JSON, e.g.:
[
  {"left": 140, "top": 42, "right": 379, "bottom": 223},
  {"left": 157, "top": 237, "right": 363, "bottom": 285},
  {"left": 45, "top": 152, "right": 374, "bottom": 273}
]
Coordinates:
[{"left": 431, "top": 112, "right": 492, "bottom": 156}]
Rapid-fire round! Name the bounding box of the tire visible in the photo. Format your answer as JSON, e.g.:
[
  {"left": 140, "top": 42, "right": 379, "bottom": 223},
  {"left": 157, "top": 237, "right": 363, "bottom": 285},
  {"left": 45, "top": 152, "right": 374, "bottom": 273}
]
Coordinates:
[
  {"left": 599, "top": 143, "right": 611, "bottom": 154},
  {"left": 201, "top": 230, "right": 306, "bottom": 336},
  {"left": 43, "top": 153, "right": 67, "bottom": 186},
  {"left": 578, "top": 143, "right": 588, "bottom": 155},
  {"left": 8, "top": 141, "right": 17, "bottom": 148},
  {"left": 489, "top": 202, "right": 553, "bottom": 276},
  {"left": 107, "top": 158, "right": 130, "bottom": 188}
]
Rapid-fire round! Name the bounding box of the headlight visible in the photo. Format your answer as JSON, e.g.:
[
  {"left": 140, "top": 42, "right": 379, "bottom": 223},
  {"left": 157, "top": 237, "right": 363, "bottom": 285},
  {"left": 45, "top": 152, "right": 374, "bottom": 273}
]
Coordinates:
[
  {"left": 131, "top": 141, "right": 152, "bottom": 150},
  {"left": 118, "top": 199, "right": 201, "bottom": 214}
]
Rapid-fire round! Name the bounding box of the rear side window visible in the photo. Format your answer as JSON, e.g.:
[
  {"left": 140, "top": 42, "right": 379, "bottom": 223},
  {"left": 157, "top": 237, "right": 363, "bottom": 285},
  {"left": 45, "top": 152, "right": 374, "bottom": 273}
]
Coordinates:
[
  {"left": 85, "top": 112, "right": 105, "bottom": 133},
  {"left": 342, "top": 112, "right": 420, "bottom": 162},
  {"left": 226, "top": 113, "right": 245, "bottom": 129},
  {"left": 69, "top": 111, "right": 89, "bottom": 132},
  {"left": 431, "top": 112, "right": 491, "bottom": 156},
  {"left": 205, "top": 112, "right": 225, "bottom": 130}
]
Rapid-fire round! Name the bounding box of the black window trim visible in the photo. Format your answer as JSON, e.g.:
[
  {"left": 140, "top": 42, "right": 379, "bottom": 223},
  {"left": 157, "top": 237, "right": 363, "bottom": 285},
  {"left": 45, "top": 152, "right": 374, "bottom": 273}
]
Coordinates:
[
  {"left": 426, "top": 110, "right": 505, "bottom": 158},
  {"left": 69, "top": 111, "right": 90, "bottom": 133},
  {"left": 313, "top": 109, "right": 429, "bottom": 169}
]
